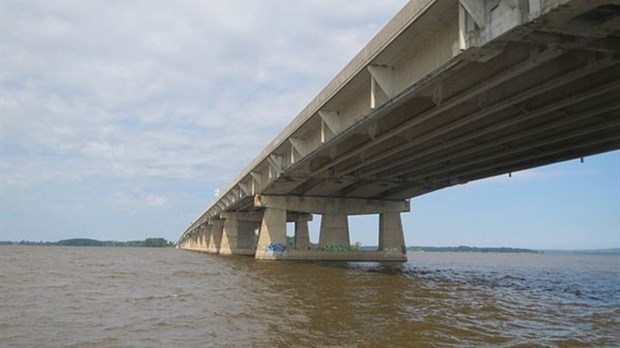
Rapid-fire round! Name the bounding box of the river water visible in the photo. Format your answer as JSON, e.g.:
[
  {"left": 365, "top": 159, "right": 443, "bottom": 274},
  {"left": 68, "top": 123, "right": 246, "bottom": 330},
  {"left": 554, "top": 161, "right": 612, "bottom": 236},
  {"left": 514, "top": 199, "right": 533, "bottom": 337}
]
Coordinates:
[{"left": 0, "top": 246, "right": 618, "bottom": 347}]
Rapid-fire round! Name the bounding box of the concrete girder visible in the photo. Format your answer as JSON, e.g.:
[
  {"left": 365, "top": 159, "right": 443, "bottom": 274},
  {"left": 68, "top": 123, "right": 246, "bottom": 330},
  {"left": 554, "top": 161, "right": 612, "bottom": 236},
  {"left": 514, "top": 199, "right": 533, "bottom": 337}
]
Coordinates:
[
  {"left": 400, "top": 111, "right": 620, "bottom": 185},
  {"left": 377, "top": 84, "right": 620, "bottom": 179},
  {"left": 380, "top": 122, "right": 620, "bottom": 200},
  {"left": 316, "top": 45, "right": 562, "bottom": 177},
  {"left": 335, "top": 50, "right": 614, "bottom": 178}
]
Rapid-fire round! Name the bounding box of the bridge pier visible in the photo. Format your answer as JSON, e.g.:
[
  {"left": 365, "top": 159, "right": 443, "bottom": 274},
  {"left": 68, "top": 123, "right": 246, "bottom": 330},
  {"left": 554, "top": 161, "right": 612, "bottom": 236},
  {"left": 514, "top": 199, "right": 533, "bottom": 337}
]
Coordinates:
[
  {"left": 379, "top": 212, "right": 407, "bottom": 255},
  {"left": 255, "top": 207, "right": 287, "bottom": 259},
  {"left": 196, "top": 224, "right": 207, "bottom": 251},
  {"left": 219, "top": 212, "right": 259, "bottom": 256},
  {"left": 206, "top": 219, "right": 223, "bottom": 254},
  {"left": 319, "top": 213, "right": 350, "bottom": 249},
  {"left": 292, "top": 213, "right": 312, "bottom": 250},
  {"left": 254, "top": 195, "right": 409, "bottom": 261}
]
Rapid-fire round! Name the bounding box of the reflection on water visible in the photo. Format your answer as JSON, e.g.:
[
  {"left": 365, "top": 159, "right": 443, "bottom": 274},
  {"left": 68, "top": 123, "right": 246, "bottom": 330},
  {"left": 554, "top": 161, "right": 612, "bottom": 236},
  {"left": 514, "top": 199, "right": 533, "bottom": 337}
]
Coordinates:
[{"left": 1, "top": 246, "right": 618, "bottom": 347}]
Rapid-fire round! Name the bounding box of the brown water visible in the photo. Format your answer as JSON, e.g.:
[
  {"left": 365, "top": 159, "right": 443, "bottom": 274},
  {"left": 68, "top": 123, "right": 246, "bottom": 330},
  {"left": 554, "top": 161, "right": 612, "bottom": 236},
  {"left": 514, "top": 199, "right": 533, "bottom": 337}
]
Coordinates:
[{"left": 0, "top": 246, "right": 618, "bottom": 347}]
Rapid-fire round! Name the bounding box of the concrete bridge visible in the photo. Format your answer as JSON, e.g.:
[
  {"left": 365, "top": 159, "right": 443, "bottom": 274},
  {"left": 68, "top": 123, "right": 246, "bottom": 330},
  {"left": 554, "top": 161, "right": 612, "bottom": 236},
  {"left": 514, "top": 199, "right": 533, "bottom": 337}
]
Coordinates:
[{"left": 178, "top": 0, "right": 620, "bottom": 261}]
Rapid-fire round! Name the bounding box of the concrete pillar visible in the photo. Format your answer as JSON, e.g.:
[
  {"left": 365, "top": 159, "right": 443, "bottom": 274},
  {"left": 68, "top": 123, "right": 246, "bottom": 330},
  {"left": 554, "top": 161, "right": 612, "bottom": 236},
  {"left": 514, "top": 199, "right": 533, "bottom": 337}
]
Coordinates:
[
  {"left": 379, "top": 212, "right": 406, "bottom": 255},
  {"left": 207, "top": 220, "right": 224, "bottom": 253},
  {"left": 199, "top": 224, "right": 207, "bottom": 251},
  {"left": 204, "top": 225, "right": 212, "bottom": 250},
  {"left": 239, "top": 221, "right": 259, "bottom": 250},
  {"left": 319, "top": 213, "right": 350, "bottom": 248},
  {"left": 295, "top": 220, "right": 310, "bottom": 250},
  {"left": 220, "top": 218, "right": 258, "bottom": 255},
  {"left": 255, "top": 207, "right": 286, "bottom": 259},
  {"left": 288, "top": 212, "right": 312, "bottom": 250},
  {"left": 220, "top": 218, "right": 238, "bottom": 255}
]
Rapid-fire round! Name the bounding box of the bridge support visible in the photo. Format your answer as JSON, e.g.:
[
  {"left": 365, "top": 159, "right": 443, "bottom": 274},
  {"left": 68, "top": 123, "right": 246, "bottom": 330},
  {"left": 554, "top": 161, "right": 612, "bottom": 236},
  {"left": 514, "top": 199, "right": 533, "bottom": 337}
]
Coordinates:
[
  {"left": 255, "top": 207, "right": 287, "bottom": 259},
  {"left": 292, "top": 213, "right": 312, "bottom": 250},
  {"left": 379, "top": 212, "right": 407, "bottom": 255},
  {"left": 254, "top": 195, "right": 409, "bottom": 261},
  {"left": 206, "top": 219, "right": 224, "bottom": 254},
  {"left": 319, "top": 213, "right": 350, "bottom": 249},
  {"left": 219, "top": 213, "right": 259, "bottom": 256}
]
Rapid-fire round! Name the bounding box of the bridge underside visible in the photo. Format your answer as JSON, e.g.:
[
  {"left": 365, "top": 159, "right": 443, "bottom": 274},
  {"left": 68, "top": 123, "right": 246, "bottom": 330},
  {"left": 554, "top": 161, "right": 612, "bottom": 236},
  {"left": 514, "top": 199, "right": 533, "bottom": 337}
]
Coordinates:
[{"left": 179, "top": 0, "right": 620, "bottom": 260}]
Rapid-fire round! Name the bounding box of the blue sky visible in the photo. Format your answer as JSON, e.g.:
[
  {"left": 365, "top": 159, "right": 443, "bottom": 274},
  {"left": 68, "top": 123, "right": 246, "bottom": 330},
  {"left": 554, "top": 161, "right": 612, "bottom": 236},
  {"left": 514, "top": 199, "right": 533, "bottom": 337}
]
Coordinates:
[{"left": 1, "top": 1, "right": 618, "bottom": 249}]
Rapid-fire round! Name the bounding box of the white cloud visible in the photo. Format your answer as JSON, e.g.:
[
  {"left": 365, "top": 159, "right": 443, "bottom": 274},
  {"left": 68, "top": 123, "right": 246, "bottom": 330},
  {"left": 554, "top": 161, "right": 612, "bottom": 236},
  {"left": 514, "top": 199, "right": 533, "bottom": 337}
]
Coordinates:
[
  {"left": 2, "top": 0, "right": 408, "bottom": 188},
  {"left": 145, "top": 193, "right": 167, "bottom": 207},
  {"left": 0, "top": 0, "right": 410, "bottom": 240}
]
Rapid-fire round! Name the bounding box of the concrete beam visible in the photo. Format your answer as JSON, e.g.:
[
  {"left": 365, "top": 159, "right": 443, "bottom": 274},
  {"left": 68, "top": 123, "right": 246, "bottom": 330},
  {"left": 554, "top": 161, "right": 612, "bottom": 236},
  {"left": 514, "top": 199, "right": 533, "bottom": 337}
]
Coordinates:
[
  {"left": 254, "top": 194, "right": 410, "bottom": 215},
  {"left": 220, "top": 211, "right": 264, "bottom": 222}
]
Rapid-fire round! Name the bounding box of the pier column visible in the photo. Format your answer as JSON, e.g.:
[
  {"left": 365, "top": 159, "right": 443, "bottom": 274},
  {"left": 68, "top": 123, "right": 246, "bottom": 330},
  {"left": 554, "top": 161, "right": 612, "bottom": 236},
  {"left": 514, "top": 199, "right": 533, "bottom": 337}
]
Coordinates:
[
  {"left": 219, "top": 212, "right": 260, "bottom": 255},
  {"left": 295, "top": 220, "right": 310, "bottom": 250},
  {"left": 288, "top": 212, "right": 312, "bottom": 250},
  {"left": 319, "top": 213, "right": 350, "bottom": 248},
  {"left": 204, "top": 224, "right": 212, "bottom": 250},
  {"left": 254, "top": 194, "right": 409, "bottom": 261},
  {"left": 379, "top": 212, "right": 406, "bottom": 256},
  {"left": 255, "top": 207, "right": 287, "bottom": 259},
  {"left": 199, "top": 224, "right": 208, "bottom": 251},
  {"left": 207, "top": 219, "right": 224, "bottom": 253}
]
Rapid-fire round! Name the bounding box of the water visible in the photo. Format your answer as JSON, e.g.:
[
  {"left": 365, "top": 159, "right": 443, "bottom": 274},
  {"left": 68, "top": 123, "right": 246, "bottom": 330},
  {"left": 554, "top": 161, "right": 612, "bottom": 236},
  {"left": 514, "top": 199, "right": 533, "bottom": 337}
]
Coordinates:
[{"left": 1, "top": 246, "right": 618, "bottom": 347}]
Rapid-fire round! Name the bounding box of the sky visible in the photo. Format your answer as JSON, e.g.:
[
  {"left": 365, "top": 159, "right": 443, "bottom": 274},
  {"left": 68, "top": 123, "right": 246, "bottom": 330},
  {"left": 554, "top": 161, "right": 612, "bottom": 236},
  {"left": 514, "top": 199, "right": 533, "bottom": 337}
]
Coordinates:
[{"left": 1, "top": 1, "right": 618, "bottom": 250}]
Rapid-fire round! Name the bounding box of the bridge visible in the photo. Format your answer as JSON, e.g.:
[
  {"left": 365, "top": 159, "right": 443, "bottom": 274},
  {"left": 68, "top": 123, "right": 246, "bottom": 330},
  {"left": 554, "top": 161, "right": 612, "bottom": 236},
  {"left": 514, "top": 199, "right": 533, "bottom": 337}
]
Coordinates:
[{"left": 177, "top": 0, "right": 620, "bottom": 261}]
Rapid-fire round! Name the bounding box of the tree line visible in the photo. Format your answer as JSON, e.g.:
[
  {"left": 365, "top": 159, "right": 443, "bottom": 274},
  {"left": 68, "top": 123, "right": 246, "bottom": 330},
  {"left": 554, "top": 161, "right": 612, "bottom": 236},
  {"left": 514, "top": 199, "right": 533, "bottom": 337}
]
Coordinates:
[{"left": 0, "top": 238, "right": 175, "bottom": 248}]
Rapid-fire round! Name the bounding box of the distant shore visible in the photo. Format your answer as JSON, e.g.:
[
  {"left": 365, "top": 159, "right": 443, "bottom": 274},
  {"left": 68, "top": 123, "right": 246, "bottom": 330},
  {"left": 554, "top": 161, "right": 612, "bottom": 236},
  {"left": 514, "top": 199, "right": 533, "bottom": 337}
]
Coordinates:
[
  {"left": 1, "top": 240, "right": 617, "bottom": 255},
  {"left": 0, "top": 238, "right": 174, "bottom": 248},
  {"left": 406, "top": 246, "right": 540, "bottom": 253}
]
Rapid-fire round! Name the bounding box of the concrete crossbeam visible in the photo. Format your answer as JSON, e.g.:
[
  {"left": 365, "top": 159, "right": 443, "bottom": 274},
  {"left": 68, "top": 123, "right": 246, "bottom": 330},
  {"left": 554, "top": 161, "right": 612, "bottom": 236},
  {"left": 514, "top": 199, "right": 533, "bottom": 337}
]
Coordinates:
[{"left": 254, "top": 194, "right": 410, "bottom": 215}]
